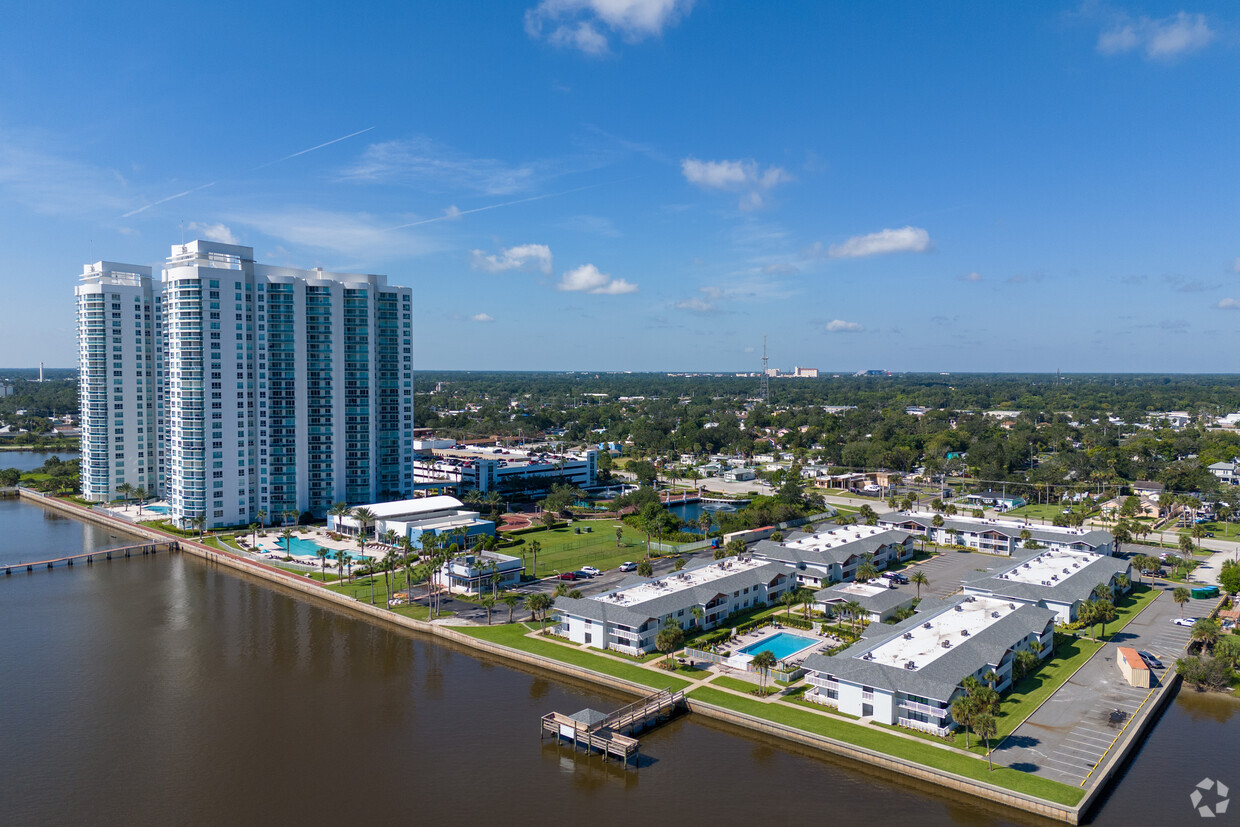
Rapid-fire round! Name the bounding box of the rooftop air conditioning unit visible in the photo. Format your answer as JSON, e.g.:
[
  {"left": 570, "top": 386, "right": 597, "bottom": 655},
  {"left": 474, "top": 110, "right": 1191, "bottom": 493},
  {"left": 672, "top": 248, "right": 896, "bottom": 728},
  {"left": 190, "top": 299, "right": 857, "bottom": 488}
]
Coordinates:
[
  {"left": 1051, "top": 574, "right": 1058, "bottom": 581},
  {"left": 923, "top": 622, "right": 933, "bottom": 629},
  {"left": 1009, "top": 603, "right": 1016, "bottom": 609},
  {"left": 991, "top": 611, "right": 1000, "bottom": 618},
  {"left": 955, "top": 605, "right": 963, "bottom": 612},
  {"left": 1063, "top": 568, "right": 1069, "bottom": 574},
  {"left": 942, "top": 640, "right": 952, "bottom": 648},
  {"left": 961, "top": 629, "right": 969, "bottom": 636},
  {"left": 905, "top": 661, "right": 916, "bottom": 670}
]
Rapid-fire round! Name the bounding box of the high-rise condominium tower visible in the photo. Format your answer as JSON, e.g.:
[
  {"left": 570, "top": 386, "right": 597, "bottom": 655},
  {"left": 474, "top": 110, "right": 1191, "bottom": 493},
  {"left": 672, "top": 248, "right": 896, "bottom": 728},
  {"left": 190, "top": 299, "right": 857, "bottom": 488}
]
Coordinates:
[{"left": 77, "top": 240, "right": 414, "bottom": 529}]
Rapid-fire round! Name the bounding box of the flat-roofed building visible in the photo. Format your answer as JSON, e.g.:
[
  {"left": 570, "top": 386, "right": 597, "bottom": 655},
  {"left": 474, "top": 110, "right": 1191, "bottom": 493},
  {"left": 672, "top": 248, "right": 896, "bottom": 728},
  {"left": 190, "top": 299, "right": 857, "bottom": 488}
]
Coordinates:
[
  {"left": 328, "top": 495, "right": 494, "bottom": 549},
  {"left": 878, "top": 512, "right": 1113, "bottom": 557},
  {"left": 961, "top": 547, "right": 1131, "bottom": 622},
  {"left": 411, "top": 446, "right": 597, "bottom": 496},
  {"left": 750, "top": 525, "right": 915, "bottom": 588},
  {"left": 435, "top": 550, "right": 523, "bottom": 594},
  {"left": 802, "top": 596, "right": 1055, "bottom": 735},
  {"left": 553, "top": 556, "right": 793, "bottom": 655}
]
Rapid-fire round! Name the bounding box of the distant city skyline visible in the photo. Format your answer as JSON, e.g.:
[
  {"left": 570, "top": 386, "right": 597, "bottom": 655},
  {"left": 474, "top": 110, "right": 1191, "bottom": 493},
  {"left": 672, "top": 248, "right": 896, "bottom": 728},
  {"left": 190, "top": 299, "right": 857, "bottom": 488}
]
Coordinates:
[{"left": 2, "top": 1, "right": 1238, "bottom": 372}]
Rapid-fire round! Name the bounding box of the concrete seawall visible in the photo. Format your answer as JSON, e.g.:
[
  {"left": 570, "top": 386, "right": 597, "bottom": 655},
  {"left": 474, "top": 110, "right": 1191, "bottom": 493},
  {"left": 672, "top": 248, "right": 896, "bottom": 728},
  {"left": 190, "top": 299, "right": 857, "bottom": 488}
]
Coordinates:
[{"left": 17, "top": 490, "right": 1142, "bottom": 824}]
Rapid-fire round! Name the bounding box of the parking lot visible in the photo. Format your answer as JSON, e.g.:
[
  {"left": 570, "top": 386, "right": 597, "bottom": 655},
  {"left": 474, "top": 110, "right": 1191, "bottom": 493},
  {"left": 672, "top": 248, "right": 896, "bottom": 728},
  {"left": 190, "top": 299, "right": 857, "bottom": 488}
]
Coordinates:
[
  {"left": 996, "top": 585, "right": 1216, "bottom": 785},
  {"left": 892, "top": 548, "right": 1010, "bottom": 602}
]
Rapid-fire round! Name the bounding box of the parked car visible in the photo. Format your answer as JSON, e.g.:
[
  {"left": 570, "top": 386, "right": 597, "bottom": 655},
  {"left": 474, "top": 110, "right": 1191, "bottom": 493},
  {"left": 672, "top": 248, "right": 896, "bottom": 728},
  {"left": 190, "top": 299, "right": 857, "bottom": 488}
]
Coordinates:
[
  {"left": 580, "top": 566, "right": 601, "bottom": 576},
  {"left": 1137, "top": 651, "right": 1164, "bottom": 669},
  {"left": 618, "top": 561, "right": 638, "bottom": 572},
  {"left": 556, "top": 572, "right": 578, "bottom": 581},
  {"left": 1172, "top": 617, "right": 1198, "bottom": 627},
  {"left": 573, "top": 570, "right": 595, "bottom": 579},
  {"left": 882, "top": 572, "right": 909, "bottom": 585}
]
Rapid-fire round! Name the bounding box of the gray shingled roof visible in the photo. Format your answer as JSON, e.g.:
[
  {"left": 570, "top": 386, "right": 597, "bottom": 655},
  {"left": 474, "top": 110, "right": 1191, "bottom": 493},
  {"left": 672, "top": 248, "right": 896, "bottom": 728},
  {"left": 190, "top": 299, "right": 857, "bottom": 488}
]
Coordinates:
[
  {"left": 814, "top": 582, "right": 917, "bottom": 614},
  {"left": 802, "top": 597, "right": 1056, "bottom": 703},
  {"left": 750, "top": 529, "right": 912, "bottom": 569},
  {"left": 553, "top": 558, "right": 792, "bottom": 629},
  {"left": 961, "top": 553, "right": 1131, "bottom": 606},
  {"left": 877, "top": 514, "right": 1112, "bottom": 550},
  {"left": 567, "top": 708, "right": 610, "bottom": 727}
]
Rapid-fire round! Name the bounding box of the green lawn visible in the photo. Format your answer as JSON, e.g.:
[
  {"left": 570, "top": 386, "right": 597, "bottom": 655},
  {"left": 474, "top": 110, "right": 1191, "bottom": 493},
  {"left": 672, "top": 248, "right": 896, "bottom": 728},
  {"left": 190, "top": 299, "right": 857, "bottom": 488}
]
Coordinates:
[
  {"left": 710, "top": 674, "right": 779, "bottom": 696},
  {"left": 1092, "top": 583, "right": 1159, "bottom": 639},
  {"left": 459, "top": 623, "right": 692, "bottom": 691},
  {"left": 1177, "top": 521, "right": 1240, "bottom": 541},
  {"left": 511, "top": 524, "right": 659, "bottom": 577},
  {"left": 688, "top": 687, "right": 1083, "bottom": 806},
  {"left": 1003, "top": 503, "right": 1093, "bottom": 523}
]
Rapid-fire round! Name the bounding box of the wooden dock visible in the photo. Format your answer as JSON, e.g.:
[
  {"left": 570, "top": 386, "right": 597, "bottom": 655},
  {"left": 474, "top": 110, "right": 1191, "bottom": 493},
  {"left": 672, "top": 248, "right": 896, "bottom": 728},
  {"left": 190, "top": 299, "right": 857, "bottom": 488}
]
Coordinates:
[
  {"left": 3, "top": 541, "right": 178, "bottom": 576},
  {"left": 540, "top": 688, "right": 685, "bottom": 767}
]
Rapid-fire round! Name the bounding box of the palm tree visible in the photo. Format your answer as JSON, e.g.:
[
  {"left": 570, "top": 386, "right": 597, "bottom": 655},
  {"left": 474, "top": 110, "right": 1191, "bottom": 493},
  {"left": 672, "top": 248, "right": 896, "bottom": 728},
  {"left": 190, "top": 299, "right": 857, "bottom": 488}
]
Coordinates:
[
  {"left": 256, "top": 507, "right": 267, "bottom": 528},
  {"left": 317, "top": 547, "right": 328, "bottom": 580},
  {"left": 751, "top": 649, "right": 778, "bottom": 691},
  {"left": 855, "top": 553, "right": 878, "bottom": 583},
  {"left": 1114, "top": 572, "right": 1130, "bottom": 594},
  {"left": 1191, "top": 618, "right": 1220, "bottom": 653},
  {"left": 502, "top": 593, "right": 521, "bottom": 623},
  {"left": 983, "top": 670, "right": 999, "bottom": 691},
  {"left": 116, "top": 482, "right": 133, "bottom": 506},
  {"left": 281, "top": 527, "right": 294, "bottom": 558},
  {"left": 951, "top": 695, "right": 975, "bottom": 748},
  {"left": 1078, "top": 599, "right": 1099, "bottom": 641},
  {"left": 480, "top": 595, "right": 496, "bottom": 625},
  {"left": 842, "top": 599, "right": 865, "bottom": 636},
  {"left": 249, "top": 522, "right": 260, "bottom": 549},
  {"left": 381, "top": 527, "right": 399, "bottom": 549},
  {"left": 334, "top": 550, "right": 349, "bottom": 583},
  {"left": 191, "top": 514, "right": 206, "bottom": 541},
  {"left": 1173, "top": 586, "right": 1191, "bottom": 617},
  {"left": 797, "top": 586, "right": 814, "bottom": 619},
  {"left": 525, "top": 593, "right": 553, "bottom": 631},
  {"left": 133, "top": 487, "right": 147, "bottom": 516},
  {"left": 637, "top": 559, "right": 653, "bottom": 578},
  {"left": 615, "top": 526, "right": 623, "bottom": 547},
  {"left": 350, "top": 507, "right": 376, "bottom": 542},
  {"left": 1093, "top": 582, "right": 1113, "bottom": 603},
  {"left": 528, "top": 539, "right": 542, "bottom": 579},
  {"left": 690, "top": 605, "right": 705, "bottom": 629},
  {"left": 781, "top": 589, "right": 797, "bottom": 617},
  {"left": 283, "top": 508, "right": 298, "bottom": 528},
  {"left": 974, "top": 711, "right": 997, "bottom": 770},
  {"left": 910, "top": 570, "right": 929, "bottom": 599}
]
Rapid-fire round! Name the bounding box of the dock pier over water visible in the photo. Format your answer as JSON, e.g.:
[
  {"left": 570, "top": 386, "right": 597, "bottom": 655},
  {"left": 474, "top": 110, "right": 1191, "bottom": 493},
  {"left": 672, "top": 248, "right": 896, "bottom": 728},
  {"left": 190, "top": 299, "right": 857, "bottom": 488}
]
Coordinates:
[{"left": 541, "top": 688, "right": 685, "bottom": 767}]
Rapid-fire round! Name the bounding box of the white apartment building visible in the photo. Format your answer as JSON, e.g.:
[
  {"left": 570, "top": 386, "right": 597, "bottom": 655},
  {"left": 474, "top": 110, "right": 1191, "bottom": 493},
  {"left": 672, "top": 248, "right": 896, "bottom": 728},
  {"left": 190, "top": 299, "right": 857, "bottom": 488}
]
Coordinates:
[
  {"left": 750, "top": 525, "right": 916, "bottom": 588},
  {"left": 802, "top": 596, "right": 1055, "bottom": 735},
  {"left": 878, "top": 512, "right": 1114, "bottom": 557},
  {"left": 410, "top": 447, "right": 597, "bottom": 495},
  {"left": 76, "top": 263, "right": 161, "bottom": 502},
  {"left": 553, "top": 556, "right": 793, "bottom": 655},
  {"left": 77, "top": 240, "right": 414, "bottom": 529}
]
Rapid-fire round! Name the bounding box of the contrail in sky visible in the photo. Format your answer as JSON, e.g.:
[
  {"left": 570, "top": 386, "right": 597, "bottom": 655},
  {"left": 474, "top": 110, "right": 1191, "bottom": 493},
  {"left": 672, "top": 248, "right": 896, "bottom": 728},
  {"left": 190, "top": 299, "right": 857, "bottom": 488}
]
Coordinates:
[
  {"left": 120, "top": 182, "right": 217, "bottom": 218},
  {"left": 251, "top": 126, "right": 375, "bottom": 171},
  {"left": 384, "top": 182, "right": 612, "bottom": 231},
  {"left": 119, "top": 127, "right": 374, "bottom": 218}
]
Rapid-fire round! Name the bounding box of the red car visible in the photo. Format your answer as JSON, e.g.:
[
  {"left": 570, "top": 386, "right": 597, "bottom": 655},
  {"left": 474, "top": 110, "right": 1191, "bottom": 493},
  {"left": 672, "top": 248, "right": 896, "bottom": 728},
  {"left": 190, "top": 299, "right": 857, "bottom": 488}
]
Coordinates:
[{"left": 556, "top": 572, "right": 578, "bottom": 581}]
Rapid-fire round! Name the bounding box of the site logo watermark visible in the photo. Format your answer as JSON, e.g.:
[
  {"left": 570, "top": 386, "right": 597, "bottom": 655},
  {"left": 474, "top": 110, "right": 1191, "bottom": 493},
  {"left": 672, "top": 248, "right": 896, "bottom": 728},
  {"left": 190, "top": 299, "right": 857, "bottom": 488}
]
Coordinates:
[{"left": 1191, "top": 778, "right": 1230, "bottom": 818}]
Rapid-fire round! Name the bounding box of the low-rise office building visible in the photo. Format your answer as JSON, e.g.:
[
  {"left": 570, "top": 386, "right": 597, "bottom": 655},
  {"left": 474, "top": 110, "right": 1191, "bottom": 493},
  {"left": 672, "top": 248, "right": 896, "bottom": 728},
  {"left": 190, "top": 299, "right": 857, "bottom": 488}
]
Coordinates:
[
  {"left": 802, "top": 596, "right": 1055, "bottom": 734},
  {"left": 410, "top": 447, "right": 597, "bottom": 496},
  {"left": 435, "top": 550, "right": 523, "bottom": 594},
  {"left": 328, "top": 495, "right": 494, "bottom": 549},
  {"left": 553, "top": 556, "right": 793, "bottom": 655},
  {"left": 961, "top": 548, "right": 1131, "bottom": 622},
  {"left": 750, "top": 525, "right": 915, "bottom": 588},
  {"left": 878, "top": 512, "right": 1114, "bottom": 557}
]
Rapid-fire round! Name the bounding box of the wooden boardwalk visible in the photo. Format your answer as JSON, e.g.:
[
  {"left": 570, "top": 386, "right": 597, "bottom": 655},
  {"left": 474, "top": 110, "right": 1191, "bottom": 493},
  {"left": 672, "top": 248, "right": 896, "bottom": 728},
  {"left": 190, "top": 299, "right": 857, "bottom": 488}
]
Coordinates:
[
  {"left": 541, "top": 688, "right": 685, "bottom": 767},
  {"left": 3, "top": 541, "right": 178, "bottom": 576}
]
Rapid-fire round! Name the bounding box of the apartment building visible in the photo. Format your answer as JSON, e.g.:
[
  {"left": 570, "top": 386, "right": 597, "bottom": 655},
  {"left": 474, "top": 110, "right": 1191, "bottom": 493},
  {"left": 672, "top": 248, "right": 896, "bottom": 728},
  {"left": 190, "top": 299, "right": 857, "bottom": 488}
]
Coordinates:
[
  {"left": 77, "top": 240, "right": 414, "bottom": 529},
  {"left": 878, "top": 512, "right": 1114, "bottom": 557}
]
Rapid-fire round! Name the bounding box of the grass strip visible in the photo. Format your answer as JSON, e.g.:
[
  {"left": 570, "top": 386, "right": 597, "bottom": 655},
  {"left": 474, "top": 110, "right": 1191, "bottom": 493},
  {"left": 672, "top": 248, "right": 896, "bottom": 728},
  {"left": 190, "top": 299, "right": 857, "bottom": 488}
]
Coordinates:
[
  {"left": 460, "top": 623, "right": 691, "bottom": 692},
  {"left": 711, "top": 675, "right": 779, "bottom": 696},
  {"left": 688, "top": 687, "right": 1084, "bottom": 806}
]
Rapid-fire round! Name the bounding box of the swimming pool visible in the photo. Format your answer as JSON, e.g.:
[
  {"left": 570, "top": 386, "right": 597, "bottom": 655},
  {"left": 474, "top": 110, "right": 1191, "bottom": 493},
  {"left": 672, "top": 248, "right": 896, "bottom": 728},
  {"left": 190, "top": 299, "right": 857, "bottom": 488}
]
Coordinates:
[
  {"left": 143, "top": 505, "right": 170, "bottom": 515},
  {"left": 278, "top": 536, "right": 368, "bottom": 561},
  {"left": 738, "top": 631, "right": 818, "bottom": 661}
]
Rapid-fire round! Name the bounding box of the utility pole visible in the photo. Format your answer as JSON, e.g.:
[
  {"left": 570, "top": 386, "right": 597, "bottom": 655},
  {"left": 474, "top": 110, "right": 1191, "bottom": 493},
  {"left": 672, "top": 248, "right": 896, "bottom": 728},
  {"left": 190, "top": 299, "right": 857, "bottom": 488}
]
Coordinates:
[{"left": 760, "top": 335, "right": 770, "bottom": 403}]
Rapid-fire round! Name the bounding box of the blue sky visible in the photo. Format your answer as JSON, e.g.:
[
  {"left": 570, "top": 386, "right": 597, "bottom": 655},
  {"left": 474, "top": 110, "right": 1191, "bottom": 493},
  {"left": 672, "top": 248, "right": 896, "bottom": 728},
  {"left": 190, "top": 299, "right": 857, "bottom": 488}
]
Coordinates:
[{"left": 2, "top": 1, "right": 1237, "bottom": 372}]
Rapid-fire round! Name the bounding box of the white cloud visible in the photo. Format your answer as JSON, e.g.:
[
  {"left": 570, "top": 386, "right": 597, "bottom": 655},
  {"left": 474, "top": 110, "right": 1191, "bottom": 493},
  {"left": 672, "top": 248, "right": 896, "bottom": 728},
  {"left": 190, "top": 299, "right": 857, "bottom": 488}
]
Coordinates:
[
  {"left": 340, "top": 137, "right": 538, "bottom": 195},
  {"left": 187, "top": 222, "right": 238, "bottom": 245},
  {"left": 557, "top": 263, "right": 638, "bottom": 294},
  {"left": 0, "top": 134, "right": 130, "bottom": 217},
  {"left": 469, "top": 313, "right": 495, "bottom": 323},
  {"left": 826, "top": 319, "right": 863, "bottom": 333},
  {"left": 958, "top": 271, "right": 982, "bottom": 282},
  {"left": 1217, "top": 298, "right": 1240, "bottom": 310},
  {"left": 681, "top": 158, "right": 792, "bottom": 210},
  {"left": 1098, "top": 12, "right": 1214, "bottom": 60},
  {"left": 470, "top": 243, "right": 553, "bottom": 274},
  {"left": 228, "top": 208, "right": 442, "bottom": 260},
  {"left": 825, "top": 226, "right": 932, "bottom": 258},
  {"left": 675, "top": 296, "right": 715, "bottom": 313},
  {"left": 526, "top": 0, "right": 694, "bottom": 55}
]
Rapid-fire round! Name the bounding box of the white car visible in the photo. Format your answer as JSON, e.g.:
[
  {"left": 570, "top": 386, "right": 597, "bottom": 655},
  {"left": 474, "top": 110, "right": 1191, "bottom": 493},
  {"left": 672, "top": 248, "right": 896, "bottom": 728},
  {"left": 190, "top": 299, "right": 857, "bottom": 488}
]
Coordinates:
[
  {"left": 1172, "top": 617, "right": 1198, "bottom": 627},
  {"left": 580, "top": 566, "right": 601, "bottom": 576},
  {"left": 618, "top": 561, "right": 638, "bottom": 572}
]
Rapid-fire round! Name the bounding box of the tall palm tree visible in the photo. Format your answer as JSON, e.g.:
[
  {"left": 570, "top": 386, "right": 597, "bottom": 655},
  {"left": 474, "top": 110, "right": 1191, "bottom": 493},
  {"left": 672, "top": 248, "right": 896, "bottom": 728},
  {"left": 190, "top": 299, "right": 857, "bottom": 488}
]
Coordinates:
[
  {"left": 951, "top": 694, "right": 975, "bottom": 748},
  {"left": 256, "top": 507, "right": 267, "bottom": 528},
  {"left": 1191, "top": 618, "right": 1220, "bottom": 653},
  {"left": 281, "top": 527, "right": 294, "bottom": 558},
  {"left": 351, "top": 507, "right": 376, "bottom": 542},
  {"left": 480, "top": 595, "right": 496, "bottom": 625},
  {"left": 327, "top": 501, "right": 349, "bottom": 532},
  {"left": 116, "top": 482, "right": 133, "bottom": 506},
  {"left": 910, "top": 570, "right": 929, "bottom": 599},
  {"left": 334, "top": 549, "right": 349, "bottom": 582},
  {"left": 248, "top": 522, "right": 260, "bottom": 549},
  {"left": 133, "top": 487, "right": 147, "bottom": 516},
  {"left": 317, "top": 547, "right": 328, "bottom": 580},
  {"left": 1172, "top": 586, "right": 1190, "bottom": 618},
  {"left": 283, "top": 508, "right": 298, "bottom": 528},
  {"left": 528, "top": 539, "right": 542, "bottom": 580},
  {"left": 974, "top": 711, "right": 997, "bottom": 770},
  {"left": 191, "top": 514, "right": 206, "bottom": 541},
  {"left": 691, "top": 605, "right": 705, "bottom": 629},
  {"left": 502, "top": 593, "right": 521, "bottom": 623}
]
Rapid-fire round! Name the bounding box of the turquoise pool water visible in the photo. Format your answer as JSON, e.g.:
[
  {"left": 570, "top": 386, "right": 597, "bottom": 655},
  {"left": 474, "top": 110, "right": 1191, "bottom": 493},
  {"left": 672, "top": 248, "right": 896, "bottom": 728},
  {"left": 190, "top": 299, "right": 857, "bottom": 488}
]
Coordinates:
[
  {"left": 144, "top": 505, "right": 170, "bottom": 515},
  {"left": 738, "top": 631, "right": 817, "bottom": 661},
  {"left": 280, "top": 536, "right": 364, "bottom": 561}
]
